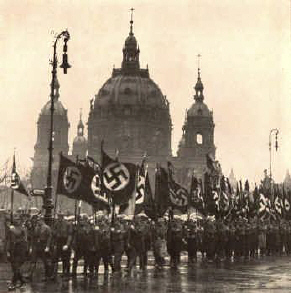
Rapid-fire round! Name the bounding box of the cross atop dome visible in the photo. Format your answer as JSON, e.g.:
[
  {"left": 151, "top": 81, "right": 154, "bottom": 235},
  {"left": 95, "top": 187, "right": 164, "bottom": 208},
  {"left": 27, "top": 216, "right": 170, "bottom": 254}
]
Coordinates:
[
  {"left": 130, "top": 7, "right": 134, "bottom": 36},
  {"left": 121, "top": 8, "right": 140, "bottom": 73},
  {"left": 194, "top": 54, "right": 204, "bottom": 102}
]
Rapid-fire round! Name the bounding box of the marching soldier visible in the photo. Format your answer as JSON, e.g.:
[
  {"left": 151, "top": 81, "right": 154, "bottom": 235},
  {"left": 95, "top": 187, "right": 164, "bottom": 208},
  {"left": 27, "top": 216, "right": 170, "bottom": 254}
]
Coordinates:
[
  {"left": 249, "top": 217, "right": 258, "bottom": 259},
  {"left": 71, "top": 215, "right": 91, "bottom": 277},
  {"left": 111, "top": 214, "right": 128, "bottom": 273},
  {"left": 273, "top": 220, "right": 281, "bottom": 255},
  {"left": 30, "top": 215, "right": 52, "bottom": 281},
  {"left": 286, "top": 221, "right": 291, "bottom": 255},
  {"left": 204, "top": 217, "right": 216, "bottom": 261},
  {"left": 52, "top": 212, "right": 73, "bottom": 278},
  {"left": 167, "top": 215, "right": 184, "bottom": 269},
  {"left": 6, "top": 214, "right": 28, "bottom": 290},
  {"left": 127, "top": 214, "right": 149, "bottom": 272},
  {"left": 184, "top": 214, "right": 198, "bottom": 264},
  {"left": 152, "top": 218, "right": 167, "bottom": 269},
  {"left": 225, "top": 220, "right": 236, "bottom": 260},
  {"left": 258, "top": 218, "right": 267, "bottom": 256},
  {"left": 94, "top": 212, "right": 113, "bottom": 274},
  {"left": 215, "top": 218, "right": 227, "bottom": 261}
]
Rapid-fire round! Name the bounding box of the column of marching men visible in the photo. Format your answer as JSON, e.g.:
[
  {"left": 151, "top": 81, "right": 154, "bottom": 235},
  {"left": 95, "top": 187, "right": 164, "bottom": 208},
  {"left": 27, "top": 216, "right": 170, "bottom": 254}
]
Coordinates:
[{"left": 5, "top": 210, "right": 291, "bottom": 290}]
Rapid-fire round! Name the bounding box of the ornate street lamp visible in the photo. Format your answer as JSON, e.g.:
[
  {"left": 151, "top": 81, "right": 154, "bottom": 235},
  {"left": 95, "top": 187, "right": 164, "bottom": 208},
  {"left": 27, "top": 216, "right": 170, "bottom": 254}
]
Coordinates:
[{"left": 44, "top": 30, "right": 71, "bottom": 226}]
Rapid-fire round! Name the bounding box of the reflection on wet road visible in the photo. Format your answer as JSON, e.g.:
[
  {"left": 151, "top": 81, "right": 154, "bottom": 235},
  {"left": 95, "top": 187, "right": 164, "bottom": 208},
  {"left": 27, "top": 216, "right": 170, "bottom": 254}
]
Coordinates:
[{"left": 1, "top": 256, "right": 291, "bottom": 292}]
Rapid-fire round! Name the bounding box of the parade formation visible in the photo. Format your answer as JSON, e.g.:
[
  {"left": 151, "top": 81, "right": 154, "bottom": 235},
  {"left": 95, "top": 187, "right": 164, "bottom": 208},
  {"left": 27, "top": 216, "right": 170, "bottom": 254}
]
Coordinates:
[
  {"left": 2, "top": 147, "right": 291, "bottom": 291},
  {"left": 1, "top": 6, "right": 288, "bottom": 293}
]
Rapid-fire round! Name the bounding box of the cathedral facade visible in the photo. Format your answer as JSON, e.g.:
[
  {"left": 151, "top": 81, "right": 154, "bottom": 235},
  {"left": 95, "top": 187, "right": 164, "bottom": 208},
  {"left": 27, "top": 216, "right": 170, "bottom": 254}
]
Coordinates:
[{"left": 31, "top": 16, "right": 216, "bottom": 206}]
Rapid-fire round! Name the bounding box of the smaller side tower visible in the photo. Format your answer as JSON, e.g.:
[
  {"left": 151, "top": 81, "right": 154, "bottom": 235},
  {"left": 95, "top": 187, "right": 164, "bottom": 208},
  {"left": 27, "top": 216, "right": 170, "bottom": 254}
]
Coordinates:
[
  {"left": 72, "top": 109, "right": 87, "bottom": 160},
  {"left": 176, "top": 67, "right": 216, "bottom": 180},
  {"left": 31, "top": 75, "right": 70, "bottom": 190}
]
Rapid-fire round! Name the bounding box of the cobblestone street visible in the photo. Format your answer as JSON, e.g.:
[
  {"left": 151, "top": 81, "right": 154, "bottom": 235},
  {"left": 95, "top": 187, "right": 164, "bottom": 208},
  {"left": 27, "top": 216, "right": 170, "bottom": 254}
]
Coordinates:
[{"left": 1, "top": 255, "right": 291, "bottom": 293}]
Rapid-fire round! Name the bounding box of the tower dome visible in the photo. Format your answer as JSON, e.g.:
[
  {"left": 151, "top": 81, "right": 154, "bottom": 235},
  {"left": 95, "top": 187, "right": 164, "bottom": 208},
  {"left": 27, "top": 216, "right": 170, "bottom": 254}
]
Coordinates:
[
  {"left": 72, "top": 109, "right": 87, "bottom": 159},
  {"left": 88, "top": 12, "right": 172, "bottom": 163},
  {"left": 40, "top": 77, "right": 67, "bottom": 116},
  {"left": 31, "top": 73, "right": 70, "bottom": 191}
]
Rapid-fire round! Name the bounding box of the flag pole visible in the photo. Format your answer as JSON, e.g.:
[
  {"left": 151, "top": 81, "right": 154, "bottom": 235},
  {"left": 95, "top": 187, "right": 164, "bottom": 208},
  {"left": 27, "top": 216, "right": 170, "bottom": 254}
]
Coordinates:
[
  {"left": 10, "top": 189, "right": 14, "bottom": 223},
  {"left": 74, "top": 199, "right": 78, "bottom": 223}
]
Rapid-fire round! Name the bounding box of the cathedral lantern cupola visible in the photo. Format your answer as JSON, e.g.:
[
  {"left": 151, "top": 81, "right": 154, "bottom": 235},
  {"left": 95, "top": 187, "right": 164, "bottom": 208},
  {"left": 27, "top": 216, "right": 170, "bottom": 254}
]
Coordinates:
[
  {"left": 121, "top": 8, "right": 140, "bottom": 73},
  {"left": 194, "top": 68, "right": 204, "bottom": 102}
]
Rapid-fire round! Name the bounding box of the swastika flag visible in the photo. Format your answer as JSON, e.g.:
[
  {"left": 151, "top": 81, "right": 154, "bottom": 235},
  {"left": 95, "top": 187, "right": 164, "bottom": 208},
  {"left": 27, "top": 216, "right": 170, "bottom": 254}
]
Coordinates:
[
  {"left": 135, "top": 161, "right": 155, "bottom": 217},
  {"left": 101, "top": 146, "right": 137, "bottom": 205},
  {"left": 10, "top": 154, "right": 28, "bottom": 196},
  {"left": 168, "top": 161, "right": 189, "bottom": 213},
  {"left": 56, "top": 153, "right": 109, "bottom": 208}
]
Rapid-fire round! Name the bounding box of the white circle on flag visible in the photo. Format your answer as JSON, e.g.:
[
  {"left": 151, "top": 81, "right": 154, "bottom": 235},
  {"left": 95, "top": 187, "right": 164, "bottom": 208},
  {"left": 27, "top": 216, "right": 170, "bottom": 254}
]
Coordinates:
[
  {"left": 11, "top": 173, "right": 20, "bottom": 190},
  {"left": 103, "top": 162, "right": 130, "bottom": 191},
  {"left": 91, "top": 173, "right": 102, "bottom": 198}
]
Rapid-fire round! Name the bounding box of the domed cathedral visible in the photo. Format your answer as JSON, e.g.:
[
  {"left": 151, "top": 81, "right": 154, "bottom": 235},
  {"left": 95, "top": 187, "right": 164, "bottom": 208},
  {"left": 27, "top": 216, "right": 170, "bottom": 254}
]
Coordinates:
[
  {"left": 174, "top": 68, "right": 216, "bottom": 185},
  {"left": 72, "top": 109, "right": 87, "bottom": 159},
  {"left": 87, "top": 14, "right": 172, "bottom": 167},
  {"left": 31, "top": 76, "right": 70, "bottom": 191}
]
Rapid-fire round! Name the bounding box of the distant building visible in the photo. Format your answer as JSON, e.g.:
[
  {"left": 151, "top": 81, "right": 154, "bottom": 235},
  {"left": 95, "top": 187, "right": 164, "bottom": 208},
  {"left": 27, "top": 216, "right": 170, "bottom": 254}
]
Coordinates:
[
  {"left": 228, "top": 168, "right": 237, "bottom": 191},
  {"left": 284, "top": 169, "right": 291, "bottom": 191},
  {"left": 72, "top": 110, "right": 87, "bottom": 159}
]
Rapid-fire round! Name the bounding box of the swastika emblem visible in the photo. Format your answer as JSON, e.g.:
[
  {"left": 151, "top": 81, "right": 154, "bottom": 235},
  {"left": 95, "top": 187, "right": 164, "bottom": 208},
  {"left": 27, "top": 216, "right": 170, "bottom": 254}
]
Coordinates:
[
  {"left": 63, "top": 166, "right": 82, "bottom": 194},
  {"left": 136, "top": 176, "right": 145, "bottom": 204},
  {"left": 103, "top": 162, "right": 130, "bottom": 191},
  {"left": 91, "top": 173, "right": 102, "bottom": 198},
  {"left": 170, "top": 188, "right": 188, "bottom": 207}
]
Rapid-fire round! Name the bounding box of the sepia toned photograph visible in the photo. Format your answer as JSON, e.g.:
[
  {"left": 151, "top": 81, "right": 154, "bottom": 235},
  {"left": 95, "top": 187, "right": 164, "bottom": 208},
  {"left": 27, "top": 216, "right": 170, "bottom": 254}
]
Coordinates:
[{"left": 0, "top": 0, "right": 290, "bottom": 292}]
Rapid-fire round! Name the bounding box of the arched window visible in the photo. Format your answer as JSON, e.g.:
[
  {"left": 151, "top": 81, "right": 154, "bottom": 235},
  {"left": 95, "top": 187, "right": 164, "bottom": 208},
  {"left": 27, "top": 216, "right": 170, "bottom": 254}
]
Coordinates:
[
  {"left": 198, "top": 109, "right": 203, "bottom": 115},
  {"left": 196, "top": 133, "right": 203, "bottom": 145}
]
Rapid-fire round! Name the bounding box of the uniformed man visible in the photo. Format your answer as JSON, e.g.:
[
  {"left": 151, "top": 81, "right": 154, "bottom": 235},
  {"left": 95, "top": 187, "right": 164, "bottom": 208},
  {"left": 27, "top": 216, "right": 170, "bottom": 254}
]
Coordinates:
[
  {"left": 184, "top": 214, "right": 198, "bottom": 264},
  {"left": 215, "top": 218, "right": 227, "bottom": 261},
  {"left": 204, "top": 216, "right": 216, "bottom": 262},
  {"left": 94, "top": 212, "right": 113, "bottom": 274},
  {"left": 111, "top": 214, "right": 128, "bottom": 273},
  {"left": 30, "top": 215, "right": 53, "bottom": 281},
  {"left": 258, "top": 218, "right": 267, "bottom": 257},
  {"left": 6, "top": 214, "right": 28, "bottom": 290},
  {"left": 225, "top": 219, "right": 236, "bottom": 260},
  {"left": 167, "top": 215, "right": 184, "bottom": 269},
  {"left": 51, "top": 212, "right": 73, "bottom": 278},
  {"left": 71, "top": 215, "right": 91, "bottom": 277},
  {"left": 249, "top": 217, "right": 258, "bottom": 259},
  {"left": 127, "top": 213, "right": 149, "bottom": 272},
  {"left": 152, "top": 218, "right": 167, "bottom": 269}
]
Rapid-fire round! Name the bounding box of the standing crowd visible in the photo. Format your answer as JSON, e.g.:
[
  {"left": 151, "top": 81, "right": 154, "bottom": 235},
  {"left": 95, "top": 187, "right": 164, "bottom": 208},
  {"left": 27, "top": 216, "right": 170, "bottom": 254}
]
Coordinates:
[{"left": 4, "top": 211, "right": 291, "bottom": 290}]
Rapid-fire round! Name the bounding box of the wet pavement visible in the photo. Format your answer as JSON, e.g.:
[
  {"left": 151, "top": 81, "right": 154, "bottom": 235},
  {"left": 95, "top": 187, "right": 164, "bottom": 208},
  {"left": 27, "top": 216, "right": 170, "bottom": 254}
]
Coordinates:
[{"left": 1, "top": 255, "right": 291, "bottom": 292}]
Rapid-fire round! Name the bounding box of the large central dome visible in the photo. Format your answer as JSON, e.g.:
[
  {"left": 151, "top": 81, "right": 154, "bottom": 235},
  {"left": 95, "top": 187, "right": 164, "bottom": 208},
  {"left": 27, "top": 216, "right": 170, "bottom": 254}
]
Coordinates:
[
  {"left": 87, "top": 17, "right": 172, "bottom": 163},
  {"left": 94, "top": 75, "right": 169, "bottom": 109}
]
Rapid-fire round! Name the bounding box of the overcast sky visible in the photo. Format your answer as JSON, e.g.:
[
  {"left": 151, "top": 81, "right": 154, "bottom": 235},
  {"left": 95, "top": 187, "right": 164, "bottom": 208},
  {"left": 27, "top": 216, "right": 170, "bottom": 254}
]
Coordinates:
[{"left": 1, "top": 0, "right": 290, "bottom": 185}]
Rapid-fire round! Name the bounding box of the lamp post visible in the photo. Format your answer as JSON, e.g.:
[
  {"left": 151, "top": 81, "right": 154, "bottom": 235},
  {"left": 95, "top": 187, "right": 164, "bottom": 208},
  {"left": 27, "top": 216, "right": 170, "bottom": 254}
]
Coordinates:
[
  {"left": 44, "top": 30, "right": 71, "bottom": 226},
  {"left": 269, "top": 128, "right": 279, "bottom": 200}
]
